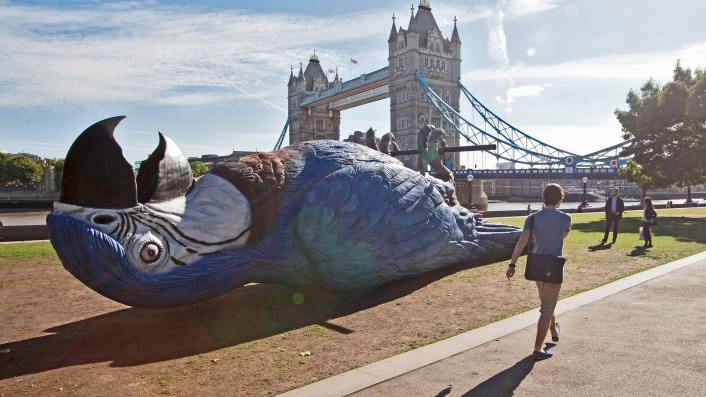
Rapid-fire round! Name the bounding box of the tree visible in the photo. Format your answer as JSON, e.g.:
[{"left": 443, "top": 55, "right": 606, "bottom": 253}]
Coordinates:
[
  {"left": 189, "top": 161, "right": 209, "bottom": 177},
  {"left": 0, "top": 152, "right": 11, "bottom": 184},
  {"left": 46, "top": 158, "right": 65, "bottom": 189},
  {"left": 619, "top": 160, "right": 653, "bottom": 199},
  {"left": 6, "top": 156, "right": 43, "bottom": 187},
  {"left": 616, "top": 61, "right": 706, "bottom": 201}
]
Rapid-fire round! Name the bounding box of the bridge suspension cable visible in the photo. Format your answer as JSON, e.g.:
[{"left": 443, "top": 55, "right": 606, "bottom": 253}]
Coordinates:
[
  {"left": 273, "top": 119, "right": 289, "bottom": 151},
  {"left": 416, "top": 72, "right": 631, "bottom": 168},
  {"left": 416, "top": 72, "right": 565, "bottom": 167}
]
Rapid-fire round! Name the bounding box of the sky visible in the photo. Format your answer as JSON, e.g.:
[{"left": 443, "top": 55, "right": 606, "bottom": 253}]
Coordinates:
[{"left": 1, "top": 0, "right": 705, "bottom": 167}]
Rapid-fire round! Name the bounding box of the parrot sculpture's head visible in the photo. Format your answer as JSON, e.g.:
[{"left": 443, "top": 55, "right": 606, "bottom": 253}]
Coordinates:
[{"left": 47, "top": 116, "right": 254, "bottom": 307}]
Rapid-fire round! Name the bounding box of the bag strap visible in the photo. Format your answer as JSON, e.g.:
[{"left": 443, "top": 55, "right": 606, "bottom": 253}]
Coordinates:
[{"left": 528, "top": 214, "right": 535, "bottom": 254}]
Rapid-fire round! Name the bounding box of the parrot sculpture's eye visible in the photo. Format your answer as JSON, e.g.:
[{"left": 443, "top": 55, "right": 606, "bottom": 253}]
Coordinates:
[
  {"left": 140, "top": 242, "right": 162, "bottom": 263},
  {"left": 130, "top": 232, "right": 167, "bottom": 272}
]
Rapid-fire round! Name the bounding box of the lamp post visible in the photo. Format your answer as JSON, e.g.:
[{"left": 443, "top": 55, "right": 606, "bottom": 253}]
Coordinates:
[
  {"left": 581, "top": 177, "right": 589, "bottom": 206},
  {"left": 466, "top": 174, "right": 475, "bottom": 208}
]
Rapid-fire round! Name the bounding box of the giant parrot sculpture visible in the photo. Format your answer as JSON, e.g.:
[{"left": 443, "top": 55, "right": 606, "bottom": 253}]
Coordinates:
[{"left": 47, "top": 116, "right": 521, "bottom": 308}]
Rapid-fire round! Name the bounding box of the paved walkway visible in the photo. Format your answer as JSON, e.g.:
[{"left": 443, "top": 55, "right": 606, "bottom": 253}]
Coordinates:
[{"left": 280, "top": 251, "right": 706, "bottom": 397}]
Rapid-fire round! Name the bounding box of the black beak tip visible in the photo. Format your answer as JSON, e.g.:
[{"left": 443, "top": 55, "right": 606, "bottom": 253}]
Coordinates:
[{"left": 60, "top": 116, "right": 138, "bottom": 209}]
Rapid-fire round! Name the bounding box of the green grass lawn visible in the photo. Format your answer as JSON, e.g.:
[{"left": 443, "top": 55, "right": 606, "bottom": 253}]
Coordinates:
[
  {"left": 0, "top": 241, "right": 56, "bottom": 260},
  {"left": 2, "top": 207, "right": 704, "bottom": 264},
  {"left": 494, "top": 207, "right": 706, "bottom": 266}
]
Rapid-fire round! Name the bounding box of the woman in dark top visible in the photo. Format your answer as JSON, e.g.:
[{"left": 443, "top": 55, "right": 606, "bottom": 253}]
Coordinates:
[{"left": 642, "top": 197, "right": 657, "bottom": 248}]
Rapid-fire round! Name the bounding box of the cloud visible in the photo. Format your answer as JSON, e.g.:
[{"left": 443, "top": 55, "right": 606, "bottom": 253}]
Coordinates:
[
  {"left": 509, "top": 84, "right": 544, "bottom": 98},
  {"left": 495, "top": 83, "right": 545, "bottom": 106},
  {"left": 466, "top": 41, "right": 706, "bottom": 82},
  {"left": 432, "top": 3, "right": 494, "bottom": 28},
  {"left": 0, "top": 2, "right": 391, "bottom": 109},
  {"left": 486, "top": 8, "right": 509, "bottom": 67},
  {"left": 482, "top": 0, "right": 559, "bottom": 112},
  {"left": 507, "top": 0, "right": 561, "bottom": 18}
]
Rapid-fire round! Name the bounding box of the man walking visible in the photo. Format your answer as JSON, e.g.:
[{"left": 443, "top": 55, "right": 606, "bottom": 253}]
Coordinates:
[
  {"left": 506, "top": 184, "right": 571, "bottom": 360},
  {"left": 602, "top": 188, "right": 624, "bottom": 244}
]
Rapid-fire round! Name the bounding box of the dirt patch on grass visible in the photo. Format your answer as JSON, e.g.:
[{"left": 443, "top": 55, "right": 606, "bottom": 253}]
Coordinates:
[{"left": 1, "top": 209, "right": 705, "bottom": 396}]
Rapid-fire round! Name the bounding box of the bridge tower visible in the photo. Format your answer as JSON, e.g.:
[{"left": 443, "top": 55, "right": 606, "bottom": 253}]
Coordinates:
[
  {"left": 288, "top": 53, "right": 342, "bottom": 144},
  {"left": 388, "top": 0, "right": 462, "bottom": 169}
]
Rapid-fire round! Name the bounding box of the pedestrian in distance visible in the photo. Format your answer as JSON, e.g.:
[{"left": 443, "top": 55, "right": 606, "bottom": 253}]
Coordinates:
[
  {"left": 507, "top": 183, "right": 571, "bottom": 361},
  {"left": 601, "top": 187, "right": 624, "bottom": 244},
  {"left": 641, "top": 197, "right": 657, "bottom": 248}
]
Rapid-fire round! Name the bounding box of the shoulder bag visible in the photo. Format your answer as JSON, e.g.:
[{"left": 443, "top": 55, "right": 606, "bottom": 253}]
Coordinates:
[{"left": 524, "top": 214, "right": 566, "bottom": 284}]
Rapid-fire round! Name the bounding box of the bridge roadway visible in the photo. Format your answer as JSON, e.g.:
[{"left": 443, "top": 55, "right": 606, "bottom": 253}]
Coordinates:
[
  {"left": 452, "top": 167, "right": 619, "bottom": 180},
  {"left": 299, "top": 67, "right": 390, "bottom": 110}
]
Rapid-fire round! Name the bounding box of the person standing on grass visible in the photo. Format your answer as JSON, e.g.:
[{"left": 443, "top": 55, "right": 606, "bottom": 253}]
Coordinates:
[
  {"left": 641, "top": 197, "right": 657, "bottom": 248},
  {"left": 601, "top": 187, "right": 624, "bottom": 244},
  {"left": 506, "top": 183, "right": 571, "bottom": 360}
]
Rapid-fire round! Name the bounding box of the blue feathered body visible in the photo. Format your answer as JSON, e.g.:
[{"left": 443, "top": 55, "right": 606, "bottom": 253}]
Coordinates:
[{"left": 48, "top": 140, "right": 520, "bottom": 307}]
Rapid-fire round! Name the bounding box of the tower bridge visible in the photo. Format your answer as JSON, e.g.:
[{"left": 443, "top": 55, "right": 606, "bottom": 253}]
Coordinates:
[
  {"left": 298, "top": 66, "right": 390, "bottom": 110},
  {"left": 280, "top": 0, "right": 631, "bottom": 179}
]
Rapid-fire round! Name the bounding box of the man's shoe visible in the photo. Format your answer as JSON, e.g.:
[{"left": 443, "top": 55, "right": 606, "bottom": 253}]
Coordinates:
[{"left": 533, "top": 350, "right": 553, "bottom": 361}]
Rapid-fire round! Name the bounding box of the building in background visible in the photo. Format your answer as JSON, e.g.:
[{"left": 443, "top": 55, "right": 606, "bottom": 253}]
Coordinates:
[
  {"left": 287, "top": 1, "right": 461, "bottom": 169},
  {"left": 387, "top": 0, "right": 461, "bottom": 168}
]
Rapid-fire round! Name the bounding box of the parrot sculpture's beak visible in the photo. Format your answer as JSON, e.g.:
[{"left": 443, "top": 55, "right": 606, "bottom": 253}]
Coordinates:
[{"left": 60, "top": 116, "right": 193, "bottom": 209}]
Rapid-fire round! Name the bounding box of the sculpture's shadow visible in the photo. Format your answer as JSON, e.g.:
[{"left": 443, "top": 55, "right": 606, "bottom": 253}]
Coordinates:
[{"left": 0, "top": 258, "right": 504, "bottom": 379}]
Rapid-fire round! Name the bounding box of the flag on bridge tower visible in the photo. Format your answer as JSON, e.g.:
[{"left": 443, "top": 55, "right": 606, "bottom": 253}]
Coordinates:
[
  {"left": 327, "top": 68, "right": 336, "bottom": 74},
  {"left": 350, "top": 58, "right": 359, "bottom": 64}
]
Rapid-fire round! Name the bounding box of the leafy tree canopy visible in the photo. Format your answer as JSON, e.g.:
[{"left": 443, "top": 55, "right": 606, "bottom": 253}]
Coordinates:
[
  {"left": 616, "top": 61, "right": 706, "bottom": 189},
  {"left": 6, "top": 156, "right": 43, "bottom": 186},
  {"left": 619, "top": 159, "right": 653, "bottom": 197},
  {"left": 0, "top": 152, "right": 12, "bottom": 184}
]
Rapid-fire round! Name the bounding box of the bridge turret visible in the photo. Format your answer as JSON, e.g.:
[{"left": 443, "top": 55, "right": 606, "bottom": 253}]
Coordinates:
[
  {"left": 295, "top": 62, "right": 306, "bottom": 91},
  {"left": 333, "top": 67, "right": 342, "bottom": 86},
  {"left": 406, "top": 5, "right": 419, "bottom": 50},
  {"left": 388, "top": 14, "right": 397, "bottom": 43},
  {"left": 287, "top": 54, "right": 341, "bottom": 145},
  {"left": 451, "top": 17, "right": 461, "bottom": 43},
  {"left": 287, "top": 65, "right": 295, "bottom": 87},
  {"left": 304, "top": 52, "right": 329, "bottom": 93},
  {"left": 450, "top": 17, "right": 462, "bottom": 82}
]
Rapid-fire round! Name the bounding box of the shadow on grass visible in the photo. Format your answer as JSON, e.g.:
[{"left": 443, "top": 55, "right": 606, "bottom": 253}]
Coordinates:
[
  {"left": 0, "top": 255, "right": 510, "bottom": 380},
  {"left": 460, "top": 356, "right": 535, "bottom": 397},
  {"left": 573, "top": 217, "right": 706, "bottom": 245},
  {"left": 588, "top": 242, "right": 613, "bottom": 251},
  {"left": 628, "top": 246, "right": 651, "bottom": 257}
]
